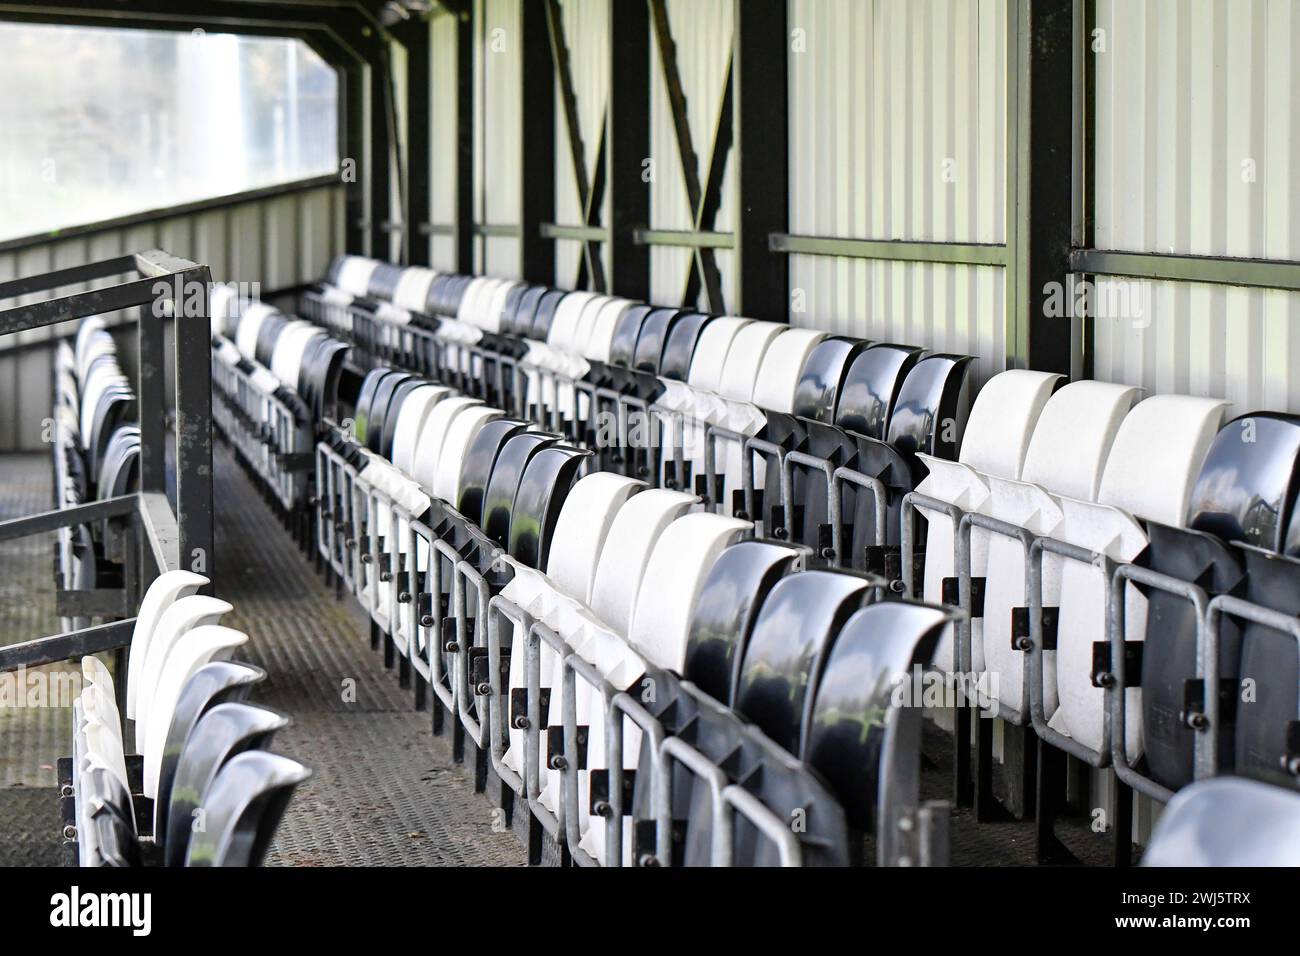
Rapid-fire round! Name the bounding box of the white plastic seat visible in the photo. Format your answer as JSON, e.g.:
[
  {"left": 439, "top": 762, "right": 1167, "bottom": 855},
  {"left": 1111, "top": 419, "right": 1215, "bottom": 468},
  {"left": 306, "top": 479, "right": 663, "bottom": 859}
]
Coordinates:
[
  {"left": 547, "top": 291, "right": 599, "bottom": 354},
  {"left": 750, "top": 328, "right": 827, "bottom": 414},
  {"left": 125, "top": 570, "right": 209, "bottom": 720},
  {"left": 410, "top": 396, "right": 484, "bottom": 492},
  {"left": 134, "top": 595, "right": 233, "bottom": 749},
  {"left": 1050, "top": 394, "right": 1227, "bottom": 759},
  {"left": 233, "top": 302, "right": 280, "bottom": 362},
  {"left": 544, "top": 473, "right": 646, "bottom": 603},
  {"left": 979, "top": 381, "right": 1140, "bottom": 714},
  {"left": 270, "top": 322, "right": 322, "bottom": 390},
  {"left": 392, "top": 267, "right": 439, "bottom": 313},
  {"left": 920, "top": 369, "right": 1063, "bottom": 671},
  {"left": 589, "top": 488, "right": 701, "bottom": 637},
  {"left": 716, "top": 321, "right": 786, "bottom": 403},
  {"left": 390, "top": 385, "right": 452, "bottom": 476},
  {"left": 336, "top": 256, "right": 380, "bottom": 298},
  {"left": 687, "top": 317, "right": 751, "bottom": 394},
  {"left": 582, "top": 299, "right": 635, "bottom": 363},
  {"left": 571, "top": 295, "right": 615, "bottom": 356},
  {"left": 142, "top": 624, "right": 249, "bottom": 799},
  {"left": 433, "top": 405, "right": 503, "bottom": 506},
  {"left": 627, "top": 513, "right": 752, "bottom": 671}
]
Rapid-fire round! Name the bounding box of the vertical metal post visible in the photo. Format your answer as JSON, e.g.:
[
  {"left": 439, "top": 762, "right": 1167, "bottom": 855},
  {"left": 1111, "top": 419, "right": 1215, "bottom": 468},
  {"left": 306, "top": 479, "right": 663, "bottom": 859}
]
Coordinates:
[
  {"left": 344, "top": 65, "right": 368, "bottom": 254},
  {"left": 732, "top": 0, "right": 789, "bottom": 320},
  {"left": 405, "top": 17, "right": 433, "bottom": 267},
  {"left": 1008, "top": 0, "right": 1075, "bottom": 375},
  {"left": 174, "top": 270, "right": 214, "bottom": 587},
  {"left": 136, "top": 303, "right": 166, "bottom": 494},
  {"left": 453, "top": 3, "right": 476, "bottom": 274},
  {"left": 369, "top": 47, "right": 395, "bottom": 262},
  {"left": 606, "top": 0, "right": 651, "bottom": 301},
  {"left": 519, "top": 0, "right": 556, "bottom": 284}
]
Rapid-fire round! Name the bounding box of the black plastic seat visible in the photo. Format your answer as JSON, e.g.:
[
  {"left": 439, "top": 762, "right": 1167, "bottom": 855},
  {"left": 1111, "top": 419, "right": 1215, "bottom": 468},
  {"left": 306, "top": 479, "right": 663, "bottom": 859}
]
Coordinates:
[
  {"left": 367, "top": 262, "right": 405, "bottom": 301},
  {"left": 804, "top": 601, "right": 953, "bottom": 860},
  {"left": 378, "top": 378, "right": 429, "bottom": 458},
  {"left": 1135, "top": 522, "right": 1244, "bottom": 791},
  {"left": 885, "top": 353, "right": 974, "bottom": 479},
  {"left": 456, "top": 418, "right": 531, "bottom": 524},
  {"left": 634, "top": 665, "right": 850, "bottom": 867},
  {"left": 364, "top": 371, "right": 414, "bottom": 452},
  {"left": 834, "top": 343, "right": 925, "bottom": 441},
  {"left": 1187, "top": 412, "right": 1300, "bottom": 553},
  {"left": 352, "top": 368, "right": 401, "bottom": 448},
  {"left": 658, "top": 313, "right": 713, "bottom": 381},
  {"left": 481, "top": 431, "right": 561, "bottom": 546},
  {"left": 79, "top": 766, "right": 141, "bottom": 867},
  {"left": 507, "top": 445, "right": 592, "bottom": 567},
  {"left": 164, "top": 703, "right": 288, "bottom": 868},
  {"left": 608, "top": 305, "right": 655, "bottom": 368},
  {"left": 529, "top": 290, "right": 567, "bottom": 341},
  {"left": 682, "top": 541, "right": 803, "bottom": 704},
  {"left": 733, "top": 570, "right": 874, "bottom": 755},
  {"left": 253, "top": 312, "right": 290, "bottom": 368},
  {"left": 631, "top": 308, "right": 683, "bottom": 374},
  {"left": 1232, "top": 543, "right": 1300, "bottom": 784},
  {"left": 154, "top": 661, "right": 267, "bottom": 847},
  {"left": 183, "top": 751, "right": 311, "bottom": 867}
]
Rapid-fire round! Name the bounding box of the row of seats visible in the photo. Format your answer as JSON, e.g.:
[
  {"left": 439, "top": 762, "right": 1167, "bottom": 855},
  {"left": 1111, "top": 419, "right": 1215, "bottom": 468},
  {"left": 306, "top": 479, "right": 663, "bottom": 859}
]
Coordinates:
[
  {"left": 74, "top": 569, "right": 308, "bottom": 866},
  {"left": 231, "top": 255, "right": 1300, "bottom": 864},
  {"left": 308, "top": 256, "right": 976, "bottom": 574},
  {"left": 53, "top": 319, "right": 142, "bottom": 629},
  {"left": 215, "top": 281, "right": 960, "bottom": 865},
  {"left": 54, "top": 315, "right": 309, "bottom": 867},
  {"left": 916, "top": 369, "right": 1300, "bottom": 798},
  {"left": 209, "top": 284, "right": 352, "bottom": 515}
]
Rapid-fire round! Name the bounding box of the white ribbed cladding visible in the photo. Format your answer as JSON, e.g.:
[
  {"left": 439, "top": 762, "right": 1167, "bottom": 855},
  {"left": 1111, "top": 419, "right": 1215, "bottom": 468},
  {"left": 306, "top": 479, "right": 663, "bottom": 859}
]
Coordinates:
[
  {"left": 785, "top": 0, "right": 1009, "bottom": 389},
  {"left": 1091, "top": 0, "right": 1300, "bottom": 413},
  {"left": 475, "top": 0, "right": 523, "bottom": 277}
]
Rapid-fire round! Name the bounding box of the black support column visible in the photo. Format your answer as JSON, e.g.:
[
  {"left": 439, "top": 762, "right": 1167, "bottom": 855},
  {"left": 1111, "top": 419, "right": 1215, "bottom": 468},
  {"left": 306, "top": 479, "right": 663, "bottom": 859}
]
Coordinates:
[
  {"left": 343, "top": 64, "right": 368, "bottom": 254},
  {"left": 404, "top": 18, "right": 432, "bottom": 266},
  {"left": 1012, "top": 0, "right": 1075, "bottom": 375},
  {"left": 519, "top": 0, "right": 556, "bottom": 284},
  {"left": 732, "top": 0, "right": 789, "bottom": 321},
  {"left": 606, "top": 0, "right": 650, "bottom": 302},
  {"left": 369, "top": 46, "right": 394, "bottom": 261}
]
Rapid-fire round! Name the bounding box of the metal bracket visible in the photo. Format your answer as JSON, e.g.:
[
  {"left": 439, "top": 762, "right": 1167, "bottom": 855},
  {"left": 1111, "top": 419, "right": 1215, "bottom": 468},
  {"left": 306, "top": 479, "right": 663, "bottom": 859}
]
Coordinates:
[
  {"left": 589, "top": 768, "right": 636, "bottom": 817},
  {"left": 1012, "top": 605, "right": 1058, "bottom": 651},
  {"left": 1092, "top": 640, "right": 1143, "bottom": 689},
  {"left": 942, "top": 576, "right": 986, "bottom": 617},
  {"left": 547, "top": 723, "right": 588, "bottom": 770}
]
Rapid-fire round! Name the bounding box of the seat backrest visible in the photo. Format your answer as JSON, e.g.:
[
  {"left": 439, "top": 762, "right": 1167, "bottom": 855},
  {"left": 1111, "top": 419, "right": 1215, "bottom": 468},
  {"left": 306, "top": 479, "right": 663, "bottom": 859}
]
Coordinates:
[
  {"left": 481, "top": 431, "right": 559, "bottom": 546},
  {"left": 659, "top": 313, "right": 713, "bottom": 381},
  {"left": 545, "top": 473, "right": 645, "bottom": 603},
  {"left": 580, "top": 298, "right": 635, "bottom": 363},
  {"left": 1143, "top": 777, "right": 1300, "bottom": 866},
  {"left": 791, "top": 337, "right": 871, "bottom": 423},
  {"left": 688, "top": 317, "right": 751, "bottom": 393},
  {"left": 734, "top": 570, "right": 873, "bottom": 755},
  {"left": 750, "top": 329, "right": 828, "bottom": 414},
  {"left": 682, "top": 541, "right": 803, "bottom": 704},
  {"left": 164, "top": 703, "right": 288, "bottom": 868},
  {"left": 1019, "top": 380, "right": 1141, "bottom": 500},
  {"left": 957, "top": 369, "right": 1063, "bottom": 479},
  {"left": 805, "top": 601, "right": 953, "bottom": 864},
  {"left": 717, "top": 321, "right": 786, "bottom": 403},
  {"left": 508, "top": 445, "right": 593, "bottom": 568},
  {"left": 1097, "top": 394, "right": 1228, "bottom": 525},
  {"left": 143, "top": 625, "right": 250, "bottom": 800},
  {"left": 456, "top": 418, "right": 532, "bottom": 524},
  {"left": 410, "top": 396, "right": 484, "bottom": 491},
  {"left": 433, "top": 405, "right": 504, "bottom": 506},
  {"left": 391, "top": 384, "right": 451, "bottom": 476},
  {"left": 128, "top": 567, "right": 209, "bottom": 717},
  {"left": 885, "top": 353, "right": 974, "bottom": 464},
  {"left": 392, "top": 266, "right": 439, "bottom": 313},
  {"left": 1186, "top": 412, "right": 1300, "bottom": 553},
  {"left": 627, "top": 513, "right": 752, "bottom": 671},
  {"left": 184, "top": 751, "right": 311, "bottom": 867},
  {"left": 134, "top": 594, "right": 232, "bottom": 741},
  {"left": 833, "top": 344, "right": 924, "bottom": 441},
  {"left": 589, "top": 488, "right": 699, "bottom": 636},
  {"left": 631, "top": 308, "right": 683, "bottom": 374},
  {"left": 152, "top": 660, "right": 266, "bottom": 849}
]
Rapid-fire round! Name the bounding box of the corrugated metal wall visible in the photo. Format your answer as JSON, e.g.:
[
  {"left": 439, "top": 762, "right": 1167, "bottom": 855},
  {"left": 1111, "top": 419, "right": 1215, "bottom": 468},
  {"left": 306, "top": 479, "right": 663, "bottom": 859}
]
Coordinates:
[
  {"left": 785, "top": 0, "right": 1009, "bottom": 387},
  {"left": 553, "top": 0, "right": 610, "bottom": 289},
  {"left": 1091, "top": 0, "right": 1300, "bottom": 413},
  {"left": 649, "top": 0, "right": 736, "bottom": 310},
  {"left": 475, "top": 0, "right": 523, "bottom": 276},
  {"left": 0, "top": 183, "right": 343, "bottom": 450},
  {"left": 431, "top": 13, "right": 461, "bottom": 272}
]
